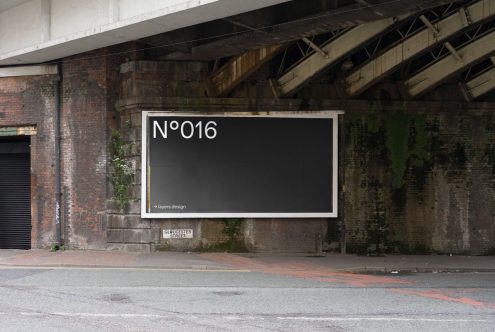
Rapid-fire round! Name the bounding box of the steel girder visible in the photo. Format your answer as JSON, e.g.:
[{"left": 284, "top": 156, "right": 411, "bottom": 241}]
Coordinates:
[
  {"left": 345, "top": 0, "right": 495, "bottom": 97},
  {"left": 405, "top": 29, "right": 495, "bottom": 97},
  {"left": 463, "top": 57, "right": 495, "bottom": 99},
  {"left": 165, "top": 0, "right": 455, "bottom": 61},
  {"left": 205, "top": 44, "right": 286, "bottom": 97},
  {"left": 273, "top": 16, "right": 404, "bottom": 96}
]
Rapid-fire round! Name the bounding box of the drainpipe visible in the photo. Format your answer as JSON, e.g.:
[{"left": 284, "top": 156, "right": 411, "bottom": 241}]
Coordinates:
[
  {"left": 339, "top": 113, "right": 346, "bottom": 255},
  {"left": 54, "top": 63, "right": 62, "bottom": 247}
]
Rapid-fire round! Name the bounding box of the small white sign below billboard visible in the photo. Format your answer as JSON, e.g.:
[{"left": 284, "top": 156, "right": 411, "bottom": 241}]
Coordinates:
[{"left": 163, "top": 229, "right": 193, "bottom": 239}]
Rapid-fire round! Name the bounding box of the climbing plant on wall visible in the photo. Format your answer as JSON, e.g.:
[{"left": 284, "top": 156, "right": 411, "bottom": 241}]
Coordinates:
[{"left": 109, "top": 130, "right": 134, "bottom": 211}]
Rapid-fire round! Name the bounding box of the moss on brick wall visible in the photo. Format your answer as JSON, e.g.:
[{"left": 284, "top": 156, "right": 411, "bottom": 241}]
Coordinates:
[{"left": 345, "top": 105, "right": 495, "bottom": 255}]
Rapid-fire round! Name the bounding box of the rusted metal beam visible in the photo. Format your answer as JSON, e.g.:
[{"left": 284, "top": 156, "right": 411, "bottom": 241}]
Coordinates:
[
  {"left": 421, "top": 15, "right": 462, "bottom": 63},
  {"left": 166, "top": 0, "right": 455, "bottom": 61},
  {"left": 463, "top": 57, "right": 495, "bottom": 99},
  {"left": 405, "top": 30, "right": 495, "bottom": 97},
  {"left": 205, "top": 44, "right": 286, "bottom": 97},
  {"left": 444, "top": 41, "right": 463, "bottom": 62},
  {"left": 355, "top": 0, "right": 386, "bottom": 17},
  {"left": 301, "top": 37, "right": 328, "bottom": 58},
  {"left": 274, "top": 16, "right": 405, "bottom": 96},
  {"left": 345, "top": 0, "right": 495, "bottom": 97},
  {"left": 418, "top": 15, "right": 439, "bottom": 37}
]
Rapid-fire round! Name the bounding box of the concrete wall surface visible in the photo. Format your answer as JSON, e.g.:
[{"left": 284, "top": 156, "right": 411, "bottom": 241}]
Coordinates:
[{"left": 0, "top": 0, "right": 290, "bottom": 65}]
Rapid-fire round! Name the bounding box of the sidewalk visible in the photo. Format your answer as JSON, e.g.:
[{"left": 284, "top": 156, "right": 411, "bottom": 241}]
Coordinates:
[
  {"left": 0, "top": 249, "right": 233, "bottom": 270},
  {"left": 1, "top": 249, "right": 494, "bottom": 273}
]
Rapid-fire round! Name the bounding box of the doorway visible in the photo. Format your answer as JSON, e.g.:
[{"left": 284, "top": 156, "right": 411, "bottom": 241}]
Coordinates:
[{"left": 0, "top": 136, "right": 31, "bottom": 249}]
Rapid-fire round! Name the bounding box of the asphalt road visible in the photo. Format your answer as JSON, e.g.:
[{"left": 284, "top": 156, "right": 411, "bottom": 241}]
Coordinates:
[{"left": 0, "top": 267, "right": 494, "bottom": 331}]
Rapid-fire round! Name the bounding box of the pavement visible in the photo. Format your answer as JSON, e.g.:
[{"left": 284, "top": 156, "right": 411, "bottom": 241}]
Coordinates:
[{"left": 0, "top": 249, "right": 494, "bottom": 273}]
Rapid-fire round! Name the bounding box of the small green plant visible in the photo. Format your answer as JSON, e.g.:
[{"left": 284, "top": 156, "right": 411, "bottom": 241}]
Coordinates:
[
  {"left": 222, "top": 219, "right": 244, "bottom": 252},
  {"left": 50, "top": 243, "right": 65, "bottom": 252},
  {"left": 109, "top": 130, "right": 134, "bottom": 211}
]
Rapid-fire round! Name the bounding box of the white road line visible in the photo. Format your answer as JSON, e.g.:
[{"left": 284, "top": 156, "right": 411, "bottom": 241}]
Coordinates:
[
  {"left": 16, "top": 312, "right": 170, "bottom": 318},
  {"left": 0, "top": 312, "right": 491, "bottom": 323},
  {"left": 20, "top": 312, "right": 43, "bottom": 316},
  {"left": 277, "top": 317, "right": 493, "bottom": 322},
  {"left": 53, "top": 313, "right": 168, "bottom": 318},
  {"left": 224, "top": 316, "right": 265, "bottom": 320}
]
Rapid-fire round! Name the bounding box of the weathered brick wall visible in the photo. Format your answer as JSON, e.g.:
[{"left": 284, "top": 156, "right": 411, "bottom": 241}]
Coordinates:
[
  {"left": 60, "top": 46, "right": 137, "bottom": 249},
  {"left": 344, "top": 105, "right": 495, "bottom": 255},
  {"left": 0, "top": 75, "right": 57, "bottom": 248},
  {"left": 110, "top": 59, "right": 495, "bottom": 254},
  {"left": 110, "top": 60, "right": 329, "bottom": 253},
  {"left": 60, "top": 53, "right": 108, "bottom": 249},
  {"left": 0, "top": 44, "right": 143, "bottom": 250},
  {"left": 5, "top": 55, "right": 493, "bottom": 255}
]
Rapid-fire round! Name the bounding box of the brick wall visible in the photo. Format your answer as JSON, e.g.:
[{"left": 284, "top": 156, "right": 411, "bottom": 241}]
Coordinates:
[
  {"left": 0, "top": 45, "right": 135, "bottom": 249},
  {"left": 112, "top": 60, "right": 495, "bottom": 254},
  {"left": 5, "top": 54, "right": 492, "bottom": 254},
  {"left": 60, "top": 52, "right": 108, "bottom": 249},
  {"left": 0, "top": 75, "right": 57, "bottom": 248},
  {"left": 109, "top": 60, "right": 329, "bottom": 253},
  {"left": 60, "top": 46, "right": 138, "bottom": 249},
  {"left": 344, "top": 105, "right": 495, "bottom": 255}
]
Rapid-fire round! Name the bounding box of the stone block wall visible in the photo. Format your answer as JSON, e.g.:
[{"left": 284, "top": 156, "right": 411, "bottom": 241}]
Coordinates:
[{"left": 111, "top": 60, "right": 330, "bottom": 253}]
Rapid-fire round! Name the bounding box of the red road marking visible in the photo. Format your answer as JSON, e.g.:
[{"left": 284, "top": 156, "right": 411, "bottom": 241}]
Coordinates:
[
  {"left": 390, "top": 288, "right": 494, "bottom": 308},
  {"left": 199, "top": 253, "right": 410, "bottom": 286},
  {"left": 200, "top": 253, "right": 495, "bottom": 309}
]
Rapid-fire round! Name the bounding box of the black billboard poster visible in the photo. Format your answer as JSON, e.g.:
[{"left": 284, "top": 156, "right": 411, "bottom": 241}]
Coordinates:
[{"left": 141, "top": 112, "right": 339, "bottom": 218}]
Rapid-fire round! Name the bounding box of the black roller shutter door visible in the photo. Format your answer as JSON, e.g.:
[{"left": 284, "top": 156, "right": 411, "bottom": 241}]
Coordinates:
[{"left": 0, "top": 150, "right": 31, "bottom": 249}]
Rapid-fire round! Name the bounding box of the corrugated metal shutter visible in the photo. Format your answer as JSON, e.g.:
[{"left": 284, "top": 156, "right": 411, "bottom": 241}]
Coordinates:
[{"left": 0, "top": 152, "right": 31, "bottom": 249}]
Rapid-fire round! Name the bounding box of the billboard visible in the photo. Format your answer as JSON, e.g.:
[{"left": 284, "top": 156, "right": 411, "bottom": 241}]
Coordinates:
[{"left": 141, "top": 112, "right": 339, "bottom": 218}]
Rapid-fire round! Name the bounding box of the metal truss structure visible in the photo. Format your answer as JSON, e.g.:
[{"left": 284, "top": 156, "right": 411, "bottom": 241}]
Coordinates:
[{"left": 161, "top": 0, "right": 495, "bottom": 100}]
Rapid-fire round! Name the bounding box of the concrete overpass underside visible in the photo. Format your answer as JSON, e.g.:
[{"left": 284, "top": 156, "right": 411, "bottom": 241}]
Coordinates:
[{"left": 3, "top": 0, "right": 493, "bottom": 101}]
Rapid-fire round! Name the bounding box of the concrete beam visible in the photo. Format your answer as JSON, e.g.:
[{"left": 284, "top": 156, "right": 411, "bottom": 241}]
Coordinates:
[
  {"left": 405, "top": 30, "right": 495, "bottom": 97},
  {"left": 345, "top": 0, "right": 495, "bottom": 97},
  {"left": 0, "top": 64, "right": 58, "bottom": 77},
  {"left": 205, "top": 44, "right": 286, "bottom": 97},
  {"left": 40, "top": 0, "right": 50, "bottom": 42},
  {"left": 115, "top": 96, "right": 495, "bottom": 113},
  {"left": 274, "top": 16, "right": 404, "bottom": 96},
  {"left": 108, "top": 0, "right": 120, "bottom": 23},
  {"left": 0, "top": 0, "right": 290, "bottom": 65}
]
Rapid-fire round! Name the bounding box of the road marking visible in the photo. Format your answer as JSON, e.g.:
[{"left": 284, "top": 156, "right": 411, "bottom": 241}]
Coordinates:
[
  {"left": 20, "top": 312, "right": 43, "bottom": 316},
  {"left": 277, "top": 317, "right": 493, "bottom": 322},
  {"left": 17, "top": 312, "right": 171, "bottom": 318},
  {"left": 200, "top": 253, "right": 411, "bottom": 286},
  {"left": 52, "top": 313, "right": 168, "bottom": 318},
  {"left": 389, "top": 288, "right": 492, "bottom": 307},
  {"left": 0, "top": 312, "right": 490, "bottom": 323},
  {"left": 224, "top": 316, "right": 265, "bottom": 320}
]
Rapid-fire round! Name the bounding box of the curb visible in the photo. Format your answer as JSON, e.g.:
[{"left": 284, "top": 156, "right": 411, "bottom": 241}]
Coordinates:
[
  {"left": 0, "top": 264, "right": 246, "bottom": 271},
  {"left": 346, "top": 268, "right": 495, "bottom": 274}
]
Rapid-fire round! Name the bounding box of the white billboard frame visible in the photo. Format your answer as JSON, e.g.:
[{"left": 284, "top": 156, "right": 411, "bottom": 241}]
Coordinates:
[{"left": 141, "top": 111, "right": 342, "bottom": 219}]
